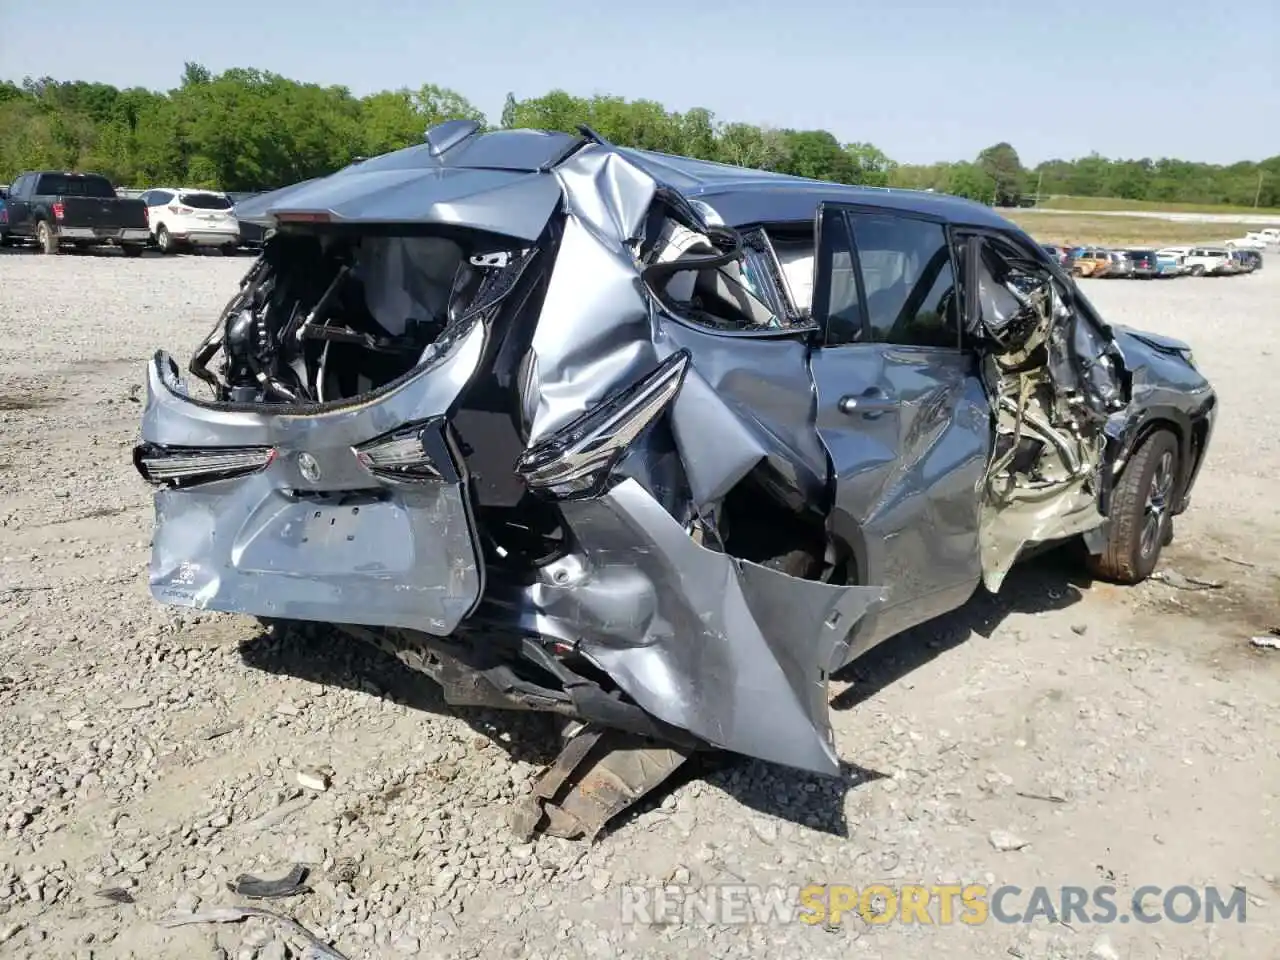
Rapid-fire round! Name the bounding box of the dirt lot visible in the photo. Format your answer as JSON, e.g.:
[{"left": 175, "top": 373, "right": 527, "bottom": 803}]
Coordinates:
[{"left": 1, "top": 249, "right": 1277, "bottom": 960}]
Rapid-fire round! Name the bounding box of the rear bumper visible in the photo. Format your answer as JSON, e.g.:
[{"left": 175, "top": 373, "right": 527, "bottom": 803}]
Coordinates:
[
  {"left": 57, "top": 226, "right": 150, "bottom": 243},
  {"left": 138, "top": 315, "right": 489, "bottom": 635},
  {"left": 172, "top": 229, "right": 240, "bottom": 245}
]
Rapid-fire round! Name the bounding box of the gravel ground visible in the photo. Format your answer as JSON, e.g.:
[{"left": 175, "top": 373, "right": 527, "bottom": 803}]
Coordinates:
[{"left": 0, "top": 248, "right": 1277, "bottom": 960}]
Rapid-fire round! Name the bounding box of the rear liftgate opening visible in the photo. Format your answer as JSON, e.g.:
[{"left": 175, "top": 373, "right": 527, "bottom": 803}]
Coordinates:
[
  {"left": 188, "top": 223, "right": 530, "bottom": 405},
  {"left": 183, "top": 223, "right": 695, "bottom": 840}
]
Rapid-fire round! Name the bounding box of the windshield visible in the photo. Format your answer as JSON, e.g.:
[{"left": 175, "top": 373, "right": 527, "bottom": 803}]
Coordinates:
[
  {"left": 35, "top": 174, "right": 116, "bottom": 198},
  {"left": 180, "top": 192, "right": 232, "bottom": 210}
]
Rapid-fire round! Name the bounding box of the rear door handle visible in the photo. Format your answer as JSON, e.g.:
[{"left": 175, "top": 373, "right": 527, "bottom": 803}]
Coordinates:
[{"left": 839, "top": 389, "right": 899, "bottom": 419}]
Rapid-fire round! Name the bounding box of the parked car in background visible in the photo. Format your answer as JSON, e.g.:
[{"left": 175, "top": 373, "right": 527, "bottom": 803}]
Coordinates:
[
  {"left": 2, "top": 171, "right": 149, "bottom": 255},
  {"left": 1071, "top": 246, "right": 1112, "bottom": 277},
  {"left": 1183, "top": 247, "right": 1235, "bottom": 276},
  {"left": 226, "top": 191, "right": 267, "bottom": 250},
  {"left": 1157, "top": 246, "right": 1192, "bottom": 274},
  {"left": 1225, "top": 236, "right": 1267, "bottom": 251},
  {"left": 141, "top": 188, "right": 240, "bottom": 254},
  {"left": 1040, "top": 243, "right": 1070, "bottom": 268},
  {"left": 0, "top": 184, "right": 9, "bottom": 245},
  {"left": 1230, "top": 249, "right": 1259, "bottom": 273},
  {"left": 1245, "top": 229, "right": 1279, "bottom": 246},
  {"left": 1105, "top": 250, "right": 1133, "bottom": 278},
  {"left": 1154, "top": 249, "right": 1185, "bottom": 276},
  {"left": 1125, "top": 249, "right": 1161, "bottom": 278}
]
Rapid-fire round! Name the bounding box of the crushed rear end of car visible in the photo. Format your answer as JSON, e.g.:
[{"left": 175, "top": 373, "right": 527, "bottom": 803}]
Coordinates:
[{"left": 134, "top": 122, "right": 884, "bottom": 839}]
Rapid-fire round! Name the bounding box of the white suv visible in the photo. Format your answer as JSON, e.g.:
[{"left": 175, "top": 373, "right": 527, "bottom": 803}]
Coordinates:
[
  {"left": 140, "top": 188, "right": 239, "bottom": 254},
  {"left": 1182, "top": 247, "right": 1234, "bottom": 277}
]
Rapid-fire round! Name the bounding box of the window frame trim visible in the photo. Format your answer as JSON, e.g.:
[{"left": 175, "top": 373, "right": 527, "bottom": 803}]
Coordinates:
[{"left": 815, "top": 202, "right": 963, "bottom": 351}]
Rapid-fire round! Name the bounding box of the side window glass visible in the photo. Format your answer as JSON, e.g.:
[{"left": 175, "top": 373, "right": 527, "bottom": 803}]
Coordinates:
[
  {"left": 818, "top": 209, "right": 864, "bottom": 346},
  {"left": 847, "top": 213, "right": 958, "bottom": 348}
]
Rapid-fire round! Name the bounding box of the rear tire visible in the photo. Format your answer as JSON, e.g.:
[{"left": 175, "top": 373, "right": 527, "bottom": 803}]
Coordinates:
[
  {"left": 1189, "top": 265, "right": 1205, "bottom": 277},
  {"left": 1087, "top": 430, "right": 1179, "bottom": 585},
  {"left": 36, "top": 220, "right": 58, "bottom": 255},
  {"left": 120, "top": 243, "right": 144, "bottom": 258},
  {"left": 156, "top": 225, "right": 174, "bottom": 255}
]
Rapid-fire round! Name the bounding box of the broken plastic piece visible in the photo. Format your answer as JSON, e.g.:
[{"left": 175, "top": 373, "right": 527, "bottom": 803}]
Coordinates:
[
  {"left": 227, "top": 864, "right": 311, "bottom": 899},
  {"left": 511, "top": 724, "right": 691, "bottom": 841},
  {"left": 94, "top": 886, "right": 135, "bottom": 904}
]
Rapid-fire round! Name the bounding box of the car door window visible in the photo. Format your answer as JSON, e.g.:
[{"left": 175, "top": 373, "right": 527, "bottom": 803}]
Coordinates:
[
  {"left": 847, "top": 212, "right": 959, "bottom": 348},
  {"left": 815, "top": 208, "right": 864, "bottom": 346}
]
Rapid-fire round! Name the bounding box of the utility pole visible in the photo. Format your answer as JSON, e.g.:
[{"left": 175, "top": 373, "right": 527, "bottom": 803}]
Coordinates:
[
  {"left": 1035, "top": 169, "right": 1044, "bottom": 206},
  {"left": 1255, "top": 171, "right": 1264, "bottom": 209}
]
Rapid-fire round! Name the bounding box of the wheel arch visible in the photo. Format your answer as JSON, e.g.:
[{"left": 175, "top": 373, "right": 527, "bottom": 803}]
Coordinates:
[{"left": 1113, "top": 406, "right": 1195, "bottom": 511}]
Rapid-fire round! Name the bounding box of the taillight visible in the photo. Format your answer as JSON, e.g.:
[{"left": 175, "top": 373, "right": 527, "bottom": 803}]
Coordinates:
[
  {"left": 52, "top": 202, "right": 65, "bottom": 221},
  {"left": 133, "top": 444, "right": 276, "bottom": 488},
  {"left": 168, "top": 205, "right": 195, "bottom": 215},
  {"left": 143, "top": 206, "right": 149, "bottom": 224},
  {"left": 0, "top": 208, "right": 7, "bottom": 225},
  {"left": 515, "top": 350, "right": 690, "bottom": 500},
  {"left": 354, "top": 419, "right": 459, "bottom": 484}
]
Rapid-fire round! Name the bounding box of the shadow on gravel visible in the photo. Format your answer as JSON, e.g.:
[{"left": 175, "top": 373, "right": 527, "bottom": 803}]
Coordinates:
[
  {"left": 606, "top": 750, "right": 891, "bottom": 840},
  {"left": 238, "top": 622, "right": 563, "bottom": 768},
  {"left": 236, "top": 547, "right": 1090, "bottom": 840},
  {"left": 830, "top": 546, "right": 1091, "bottom": 712},
  {"left": 0, "top": 392, "right": 61, "bottom": 411}
]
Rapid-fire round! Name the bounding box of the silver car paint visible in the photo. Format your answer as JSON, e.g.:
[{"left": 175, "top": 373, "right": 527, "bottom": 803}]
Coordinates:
[
  {"left": 142, "top": 316, "right": 488, "bottom": 634},
  {"left": 138, "top": 131, "right": 1215, "bottom": 777}
]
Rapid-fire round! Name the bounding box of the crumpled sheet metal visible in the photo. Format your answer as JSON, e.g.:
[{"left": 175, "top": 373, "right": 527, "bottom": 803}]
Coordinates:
[
  {"left": 555, "top": 145, "right": 657, "bottom": 245},
  {"left": 979, "top": 476, "right": 1103, "bottom": 593},
  {"left": 520, "top": 214, "right": 657, "bottom": 444},
  {"left": 526, "top": 480, "right": 884, "bottom": 776},
  {"left": 524, "top": 146, "right": 826, "bottom": 508}
]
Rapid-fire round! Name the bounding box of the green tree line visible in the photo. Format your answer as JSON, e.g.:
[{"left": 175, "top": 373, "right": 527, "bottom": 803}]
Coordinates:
[{"left": 1, "top": 64, "right": 1276, "bottom": 208}]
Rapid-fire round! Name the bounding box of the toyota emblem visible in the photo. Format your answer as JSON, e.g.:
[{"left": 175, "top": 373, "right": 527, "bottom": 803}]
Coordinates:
[{"left": 297, "top": 452, "right": 322, "bottom": 482}]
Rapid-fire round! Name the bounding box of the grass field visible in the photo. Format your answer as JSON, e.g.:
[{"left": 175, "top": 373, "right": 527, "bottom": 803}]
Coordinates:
[
  {"left": 1038, "top": 196, "right": 1280, "bottom": 216},
  {"left": 1004, "top": 210, "right": 1266, "bottom": 246}
]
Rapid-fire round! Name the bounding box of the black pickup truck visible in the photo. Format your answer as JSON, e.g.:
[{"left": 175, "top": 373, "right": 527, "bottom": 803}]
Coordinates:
[{"left": 2, "top": 171, "right": 150, "bottom": 256}]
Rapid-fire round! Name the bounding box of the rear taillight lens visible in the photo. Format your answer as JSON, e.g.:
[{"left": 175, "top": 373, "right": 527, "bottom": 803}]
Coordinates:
[
  {"left": 143, "top": 206, "right": 149, "bottom": 224},
  {"left": 133, "top": 444, "right": 276, "bottom": 488},
  {"left": 515, "top": 350, "right": 690, "bottom": 500},
  {"left": 354, "top": 419, "right": 459, "bottom": 484},
  {"left": 52, "top": 202, "right": 64, "bottom": 221},
  {"left": 168, "top": 205, "right": 195, "bottom": 215},
  {"left": 0, "top": 208, "right": 7, "bottom": 225}
]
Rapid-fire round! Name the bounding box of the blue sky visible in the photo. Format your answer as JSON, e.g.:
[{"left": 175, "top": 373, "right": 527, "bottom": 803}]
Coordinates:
[{"left": 0, "top": 0, "right": 1275, "bottom": 165}]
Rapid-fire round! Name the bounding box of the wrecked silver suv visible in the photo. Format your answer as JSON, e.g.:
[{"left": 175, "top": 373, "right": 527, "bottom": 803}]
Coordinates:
[{"left": 134, "top": 122, "right": 1216, "bottom": 839}]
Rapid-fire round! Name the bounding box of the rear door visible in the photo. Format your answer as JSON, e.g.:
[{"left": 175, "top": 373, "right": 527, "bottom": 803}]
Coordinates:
[{"left": 809, "top": 204, "right": 991, "bottom": 646}]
